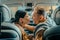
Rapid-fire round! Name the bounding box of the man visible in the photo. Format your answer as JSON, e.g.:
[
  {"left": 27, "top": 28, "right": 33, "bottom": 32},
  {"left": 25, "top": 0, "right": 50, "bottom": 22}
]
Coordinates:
[
  {"left": 32, "top": 6, "right": 56, "bottom": 27},
  {"left": 32, "top": 6, "right": 57, "bottom": 40}
]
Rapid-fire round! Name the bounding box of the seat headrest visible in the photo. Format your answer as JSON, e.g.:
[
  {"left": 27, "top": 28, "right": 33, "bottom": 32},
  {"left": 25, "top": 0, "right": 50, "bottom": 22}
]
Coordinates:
[
  {"left": 0, "top": 4, "right": 11, "bottom": 22},
  {"left": 55, "top": 11, "right": 60, "bottom": 25},
  {"left": 43, "top": 25, "right": 60, "bottom": 40},
  {"left": 53, "top": 6, "right": 60, "bottom": 25}
]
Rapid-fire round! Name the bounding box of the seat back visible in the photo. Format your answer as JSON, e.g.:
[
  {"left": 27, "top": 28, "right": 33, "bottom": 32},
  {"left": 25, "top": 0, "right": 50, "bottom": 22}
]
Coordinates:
[
  {"left": 0, "top": 4, "right": 11, "bottom": 22},
  {"left": 43, "top": 25, "right": 60, "bottom": 40},
  {"left": 0, "top": 4, "right": 22, "bottom": 40},
  {"left": 34, "top": 23, "right": 49, "bottom": 38},
  {"left": 1, "top": 30, "right": 19, "bottom": 40},
  {"left": 1, "top": 22, "right": 22, "bottom": 40}
]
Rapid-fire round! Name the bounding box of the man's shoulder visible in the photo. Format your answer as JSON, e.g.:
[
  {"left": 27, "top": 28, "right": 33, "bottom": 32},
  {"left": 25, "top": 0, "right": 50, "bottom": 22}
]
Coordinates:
[
  {"left": 46, "top": 16, "right": 56, "bottom": 26},
  {"left": 46, "top": 16, "right": 54, "bottom": 23}
]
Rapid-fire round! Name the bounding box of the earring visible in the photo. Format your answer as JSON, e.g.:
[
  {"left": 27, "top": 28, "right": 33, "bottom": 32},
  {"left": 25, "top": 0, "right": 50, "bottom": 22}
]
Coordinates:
[{"left": 22, "top": 22, "right": 23, "bottom": 24}]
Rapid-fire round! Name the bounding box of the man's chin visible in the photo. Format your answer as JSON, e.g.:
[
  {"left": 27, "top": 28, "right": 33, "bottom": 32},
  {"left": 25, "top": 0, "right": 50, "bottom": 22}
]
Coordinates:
[{"left": 34, "top": 22, "right": 38, "bottom": 25}]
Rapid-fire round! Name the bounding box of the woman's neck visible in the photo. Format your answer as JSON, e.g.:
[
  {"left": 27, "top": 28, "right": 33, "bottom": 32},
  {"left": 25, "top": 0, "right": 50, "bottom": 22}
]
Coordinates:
[
  {"left": 15, "top": 22, "right": 25, "bottom": 28},
  {"left": 14, "top": 22, "right": 21, "bottom": 27}
]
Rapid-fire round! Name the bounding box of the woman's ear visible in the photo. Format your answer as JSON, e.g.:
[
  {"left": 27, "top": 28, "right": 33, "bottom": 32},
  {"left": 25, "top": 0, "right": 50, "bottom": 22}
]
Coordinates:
[{"left": 19, "top": 18, "right": 23, "bottom": 23}]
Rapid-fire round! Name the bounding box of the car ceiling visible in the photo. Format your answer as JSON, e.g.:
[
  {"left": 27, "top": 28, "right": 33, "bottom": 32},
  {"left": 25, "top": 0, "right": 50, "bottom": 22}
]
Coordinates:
[{"left": 0, "top": 0, "right": 59, "bottom": 7}]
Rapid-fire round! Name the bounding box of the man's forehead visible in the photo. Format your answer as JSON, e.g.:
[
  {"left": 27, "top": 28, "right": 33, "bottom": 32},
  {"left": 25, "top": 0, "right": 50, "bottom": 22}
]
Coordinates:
[
  {"left": 34, "top": 10, "right": 37, "bottom": 13},
  {"left": 32, "top": 11, "right": 37, "bottom": 15}
]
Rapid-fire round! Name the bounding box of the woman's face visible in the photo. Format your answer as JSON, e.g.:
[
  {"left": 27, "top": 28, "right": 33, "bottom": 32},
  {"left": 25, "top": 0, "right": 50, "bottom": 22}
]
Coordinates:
[{"left": 22, "top": 13, "right": 30, "bottom": 24}]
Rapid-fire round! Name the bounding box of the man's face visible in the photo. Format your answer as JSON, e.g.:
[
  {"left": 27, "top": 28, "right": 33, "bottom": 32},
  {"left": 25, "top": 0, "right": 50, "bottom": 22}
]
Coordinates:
[
  {"left": 32, "top": 10, "right": 45, "bottom": 24},
  {"left": 32, "top": 11, "right": 40, "bottom": 24}
]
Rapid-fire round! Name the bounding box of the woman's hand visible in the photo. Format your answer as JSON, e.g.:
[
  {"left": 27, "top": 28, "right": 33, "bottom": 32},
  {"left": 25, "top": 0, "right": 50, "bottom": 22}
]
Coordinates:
[{"left": 22, "top": 24, "right": 35, "bottom": 32}]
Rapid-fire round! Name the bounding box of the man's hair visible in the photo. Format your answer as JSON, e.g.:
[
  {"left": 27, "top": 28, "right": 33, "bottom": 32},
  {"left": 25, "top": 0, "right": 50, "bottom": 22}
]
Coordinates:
[
  {"left": 37, "top": 8, "right": 45, "bottom": 16},
  {"left": 34, "top": 5, "right": 45, "bottom": 16}
]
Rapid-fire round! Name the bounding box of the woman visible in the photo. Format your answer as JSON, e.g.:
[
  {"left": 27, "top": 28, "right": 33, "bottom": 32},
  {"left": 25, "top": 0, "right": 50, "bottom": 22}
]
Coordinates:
[{"left": 14, "top": 10, "right": 35, "bottom": 40}]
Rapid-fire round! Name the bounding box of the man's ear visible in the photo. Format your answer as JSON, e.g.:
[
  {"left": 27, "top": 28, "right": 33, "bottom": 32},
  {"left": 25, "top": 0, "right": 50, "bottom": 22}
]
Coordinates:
[
  {"left": 39, "top": 15, "right": 44, "bottom": 20},
  {"left": 39, "top": 15, "right": 46, "bottom": 22}
]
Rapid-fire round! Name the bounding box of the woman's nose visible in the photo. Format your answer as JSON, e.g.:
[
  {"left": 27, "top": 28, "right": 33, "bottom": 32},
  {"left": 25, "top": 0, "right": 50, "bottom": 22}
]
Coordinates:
[{"left": 29, "top": 16, "right": 30, "bottom": 19}]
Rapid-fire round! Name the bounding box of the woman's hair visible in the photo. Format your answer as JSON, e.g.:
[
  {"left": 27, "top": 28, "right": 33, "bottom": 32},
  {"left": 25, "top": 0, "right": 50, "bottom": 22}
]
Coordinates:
[{"left": 14, "top": 10, "right": 26, "bottom": 22}]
